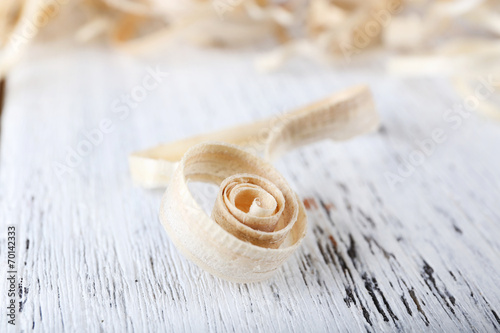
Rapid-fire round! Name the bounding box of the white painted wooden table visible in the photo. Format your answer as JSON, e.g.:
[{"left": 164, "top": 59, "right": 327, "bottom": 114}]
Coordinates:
[{"left": 1, "top": 44, "right": 500, "bottom": 332}]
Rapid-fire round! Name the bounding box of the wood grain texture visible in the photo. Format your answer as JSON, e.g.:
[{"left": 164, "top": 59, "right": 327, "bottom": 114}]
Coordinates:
[{"left": 1, "top": 44, "right": 500, "bottom": 332}]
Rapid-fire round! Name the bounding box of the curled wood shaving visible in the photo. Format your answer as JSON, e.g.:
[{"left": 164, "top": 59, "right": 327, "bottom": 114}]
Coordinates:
[
  {"left": 162, "top": 143, "right": 308, "bottom": 282},
  {"left": 130, "top": 85, "right": 378, "bottom": 187},
  {"left": 130, "top": 85, "right": 379, "bottom": 282}
]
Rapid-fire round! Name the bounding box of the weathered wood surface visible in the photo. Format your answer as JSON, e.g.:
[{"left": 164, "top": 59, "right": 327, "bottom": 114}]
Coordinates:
[{"left": 1, "top": 45, "right": 500, "bottom": 332}]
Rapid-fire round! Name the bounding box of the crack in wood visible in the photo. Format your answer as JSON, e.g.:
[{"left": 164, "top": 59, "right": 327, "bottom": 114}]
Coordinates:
[
  {"left": 401, "top": 295, "right": 412, "bottom": 316},
  {"left": 344, "top": 286, "right": 356, "bottom": 307},
  {"left": 409, "top": 288, "right": 430, "bottom": 326},
  {"left": 492, "top": 310, "right": 500, "bottom": 326},
  {"left": 363, "top": 235, "right": 395, "bottom": 260},
  {"left": 357, "top": 209, "right": 376, "bottom": 228},
  {"left": 361, "top": 273, "right": 390, "bottom": 323},
  {"left": 347, "top": 234, "right": 358, "bottom": 263},
  {"left": 479, "top": 294, "right": 500, "bottom": 329},
  {"left": 422, "top": 261, "right": 456, "bottom": 316},
  {"left": 318, "top": 198, "right": 334, "bottom": 221}
]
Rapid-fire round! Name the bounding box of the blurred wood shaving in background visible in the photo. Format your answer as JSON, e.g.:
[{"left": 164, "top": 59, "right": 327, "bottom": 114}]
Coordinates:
[{"left": 0, "top": 0, "right": 499, "bottom": 118}]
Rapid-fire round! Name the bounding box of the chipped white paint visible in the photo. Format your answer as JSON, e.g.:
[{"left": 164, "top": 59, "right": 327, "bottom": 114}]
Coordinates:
[{"left": 0, "top": 45, "right": 499, "bottom": 332}]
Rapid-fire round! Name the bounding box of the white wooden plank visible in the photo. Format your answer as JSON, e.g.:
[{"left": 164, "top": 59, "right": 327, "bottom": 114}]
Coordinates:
[{"left": 1, "top": 44, "right": 500, "bottom": 332}]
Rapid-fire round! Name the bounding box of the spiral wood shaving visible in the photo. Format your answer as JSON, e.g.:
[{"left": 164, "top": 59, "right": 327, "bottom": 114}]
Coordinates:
[{"left": 130, "top": 85, "right": 379, "bottom": 282}]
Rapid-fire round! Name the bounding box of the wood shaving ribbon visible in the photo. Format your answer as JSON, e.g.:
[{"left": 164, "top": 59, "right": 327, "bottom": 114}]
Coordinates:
[{"left": 130, "top": 85, "right": 379, "bottom": 282}]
